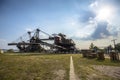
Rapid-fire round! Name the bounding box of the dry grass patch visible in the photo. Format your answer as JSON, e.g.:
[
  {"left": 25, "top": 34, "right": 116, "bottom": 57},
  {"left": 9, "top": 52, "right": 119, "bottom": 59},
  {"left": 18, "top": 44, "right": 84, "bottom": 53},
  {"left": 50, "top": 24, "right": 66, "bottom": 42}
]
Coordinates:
[
  {"left": 72, "top": 54, "right": 120, "bottom": 80},
  {"left": 0, "top": 53, "right": 70, "bottom": 80},
  {"left": 53, "top": 69, "right": 65, "bottom": 80}
]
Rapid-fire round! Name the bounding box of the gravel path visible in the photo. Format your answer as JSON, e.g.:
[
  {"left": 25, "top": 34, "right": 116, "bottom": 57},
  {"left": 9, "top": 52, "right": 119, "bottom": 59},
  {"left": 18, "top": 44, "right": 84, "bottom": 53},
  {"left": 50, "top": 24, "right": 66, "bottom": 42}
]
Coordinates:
[
  {"left": 93, "top": 65, "right": 120, "bottom": 79},
  {"left": 70, "top": 56, "right": 76, "bottom": 80}
]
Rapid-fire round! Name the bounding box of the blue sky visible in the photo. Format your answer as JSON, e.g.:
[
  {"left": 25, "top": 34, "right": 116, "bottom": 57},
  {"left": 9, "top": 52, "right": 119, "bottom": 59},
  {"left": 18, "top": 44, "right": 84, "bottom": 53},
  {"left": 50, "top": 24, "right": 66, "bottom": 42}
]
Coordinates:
[{"left": 0, "top": 0, "right": 120, "bottom": 49}]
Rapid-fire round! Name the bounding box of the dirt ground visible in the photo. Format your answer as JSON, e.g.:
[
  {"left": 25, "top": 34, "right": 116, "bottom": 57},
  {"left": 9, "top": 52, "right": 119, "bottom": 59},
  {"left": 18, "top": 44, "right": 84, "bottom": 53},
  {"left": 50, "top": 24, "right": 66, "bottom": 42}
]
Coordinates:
[
  {"left": 105, "top": 53, "right": 120, "bottom": 58},
  {"left": 53, "top": 69, "right": 65, "bottom": 80},
  {"left": 92, "top": 65, "right": 120, "bottom": 79}
]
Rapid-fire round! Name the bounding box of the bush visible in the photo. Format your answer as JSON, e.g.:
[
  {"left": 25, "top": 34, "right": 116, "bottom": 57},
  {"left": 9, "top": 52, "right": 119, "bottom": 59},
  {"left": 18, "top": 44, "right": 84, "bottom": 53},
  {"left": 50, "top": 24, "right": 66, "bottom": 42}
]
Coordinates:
[{"left": 7, "top": 49, "right": 14, "bottom": 53}]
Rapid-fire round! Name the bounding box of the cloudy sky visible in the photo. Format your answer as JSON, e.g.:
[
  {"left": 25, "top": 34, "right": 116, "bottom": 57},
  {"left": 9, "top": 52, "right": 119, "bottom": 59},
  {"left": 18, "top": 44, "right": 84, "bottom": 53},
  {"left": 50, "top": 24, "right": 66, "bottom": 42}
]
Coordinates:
[{"left": 0, "top": 0, "right": 120, "bottom": 49}]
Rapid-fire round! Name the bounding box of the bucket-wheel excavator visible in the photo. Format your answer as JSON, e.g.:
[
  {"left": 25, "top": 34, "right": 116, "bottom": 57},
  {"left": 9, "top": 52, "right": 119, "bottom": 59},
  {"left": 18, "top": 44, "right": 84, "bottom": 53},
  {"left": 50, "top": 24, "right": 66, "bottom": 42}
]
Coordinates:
[{"left": 8, "top": 28, "right": 76, "bottom": 53}]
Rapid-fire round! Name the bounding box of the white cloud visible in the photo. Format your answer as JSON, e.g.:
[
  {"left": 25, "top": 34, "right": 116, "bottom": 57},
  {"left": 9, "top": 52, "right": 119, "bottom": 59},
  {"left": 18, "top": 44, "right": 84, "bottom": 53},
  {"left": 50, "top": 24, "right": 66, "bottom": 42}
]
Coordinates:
[
  {"left": 0, "top": 39, "right": 16, "bottom": 49},
  {"left": 90, "top": 1, "right": 98, "bottom": 8},
  {"left": 100, "top": 33, "right": 107, "bottom": 38},
  {"left": 0, "top": 39, "right": 7, "bottom": 49},
  {"left": 89, "top": 0, "right": 120, "bottom": 36},
  {"left": 25, "top": 28, "right": 33, "bottom": 32},
  {"left": 70, "top": 19, "right": 97, "bottom": 39},
  {"left": 75, "top": 36, "right": 119, "bottom": 49},
  {"left": 89, "top": 0, "right": 117, "bottom": 22}
]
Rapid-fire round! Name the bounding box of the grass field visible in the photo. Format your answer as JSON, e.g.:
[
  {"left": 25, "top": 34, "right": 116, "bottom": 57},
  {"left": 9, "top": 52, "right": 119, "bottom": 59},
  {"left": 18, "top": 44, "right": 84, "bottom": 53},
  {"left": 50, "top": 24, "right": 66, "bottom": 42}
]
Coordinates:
[
  {"left": 0, "top": 53, "right": 70, "bottom": 80},
  {"left": 72, "top": 54, "right": 120, "bottom": 80},
  {"left": 0, "top": 53, "right": 120, "bottom": 80}
]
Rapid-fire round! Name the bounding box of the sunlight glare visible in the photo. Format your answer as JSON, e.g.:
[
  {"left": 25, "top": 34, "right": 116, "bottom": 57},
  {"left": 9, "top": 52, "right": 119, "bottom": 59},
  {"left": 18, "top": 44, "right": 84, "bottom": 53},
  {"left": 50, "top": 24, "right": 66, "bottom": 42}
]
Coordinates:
[{"left": 96, "top": 6, "right": 113, "bottom": 21}]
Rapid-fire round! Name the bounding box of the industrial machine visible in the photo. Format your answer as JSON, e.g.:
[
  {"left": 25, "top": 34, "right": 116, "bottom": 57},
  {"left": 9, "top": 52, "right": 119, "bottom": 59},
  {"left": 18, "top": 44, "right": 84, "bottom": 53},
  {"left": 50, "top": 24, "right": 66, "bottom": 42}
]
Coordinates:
[{"left": 8, "top": 28, "right": 76, "bottom": 53}]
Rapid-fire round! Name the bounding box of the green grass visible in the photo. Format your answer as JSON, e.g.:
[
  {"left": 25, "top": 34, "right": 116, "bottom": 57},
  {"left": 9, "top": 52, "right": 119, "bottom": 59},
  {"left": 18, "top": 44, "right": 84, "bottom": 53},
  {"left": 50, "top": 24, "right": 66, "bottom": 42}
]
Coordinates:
[
  {"left": 72, "top": 54, "right": 120, "bottom": 80},
  {"left": 0, "top": 53, "right": 120, "bottom": 80},
  {"left": 0, "top": 53, "right": 70, "bottom": 80}
]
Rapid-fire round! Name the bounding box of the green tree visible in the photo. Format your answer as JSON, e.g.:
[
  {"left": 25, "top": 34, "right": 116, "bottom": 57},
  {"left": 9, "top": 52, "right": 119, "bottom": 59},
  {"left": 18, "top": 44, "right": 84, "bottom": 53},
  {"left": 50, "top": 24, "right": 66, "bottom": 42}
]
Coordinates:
[
  {"left": 94, "top": 46, "right": 99, "bottom": 50},
  {"left": 89, "top": 43, "right": 94, "bottom": 49},
  {"left": 0, "top": 49, "right": 1, "bottom": 54},
  {"left": 115, "top": 43, "right": 120, "bottom": 52}
]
